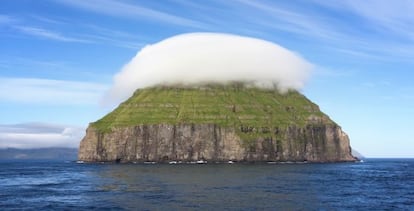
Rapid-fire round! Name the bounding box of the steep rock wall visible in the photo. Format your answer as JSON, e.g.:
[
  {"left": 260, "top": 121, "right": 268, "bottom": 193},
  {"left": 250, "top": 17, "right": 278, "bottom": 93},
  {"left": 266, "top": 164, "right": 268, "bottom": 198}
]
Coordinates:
[{"left": 78, "top": 123, "right": 356, "bottom": 163}]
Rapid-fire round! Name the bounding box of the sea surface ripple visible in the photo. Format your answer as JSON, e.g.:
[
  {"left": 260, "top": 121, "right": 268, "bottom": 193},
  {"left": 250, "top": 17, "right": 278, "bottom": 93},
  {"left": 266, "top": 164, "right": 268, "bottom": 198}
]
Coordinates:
[{"left": 1, "top": 159, "right": 413, "bottom": 210}]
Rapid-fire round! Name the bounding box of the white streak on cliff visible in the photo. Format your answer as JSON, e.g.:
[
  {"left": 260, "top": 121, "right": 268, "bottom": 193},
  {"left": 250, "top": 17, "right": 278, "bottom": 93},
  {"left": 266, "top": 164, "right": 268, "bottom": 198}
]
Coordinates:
[{"left": 104, "top": 33, "right": 313, "bottom": 105}]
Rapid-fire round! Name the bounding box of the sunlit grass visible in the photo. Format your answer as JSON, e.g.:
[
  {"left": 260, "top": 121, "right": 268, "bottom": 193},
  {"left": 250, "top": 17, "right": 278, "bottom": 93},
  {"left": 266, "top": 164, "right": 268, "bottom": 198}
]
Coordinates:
[{"left": 91, "top": 83, "right": 332, "bottom": 137}]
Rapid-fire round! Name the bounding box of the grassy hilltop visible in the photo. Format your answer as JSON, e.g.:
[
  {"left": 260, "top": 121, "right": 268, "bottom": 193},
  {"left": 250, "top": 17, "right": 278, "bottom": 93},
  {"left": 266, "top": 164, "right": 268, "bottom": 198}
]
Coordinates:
[
  {"left": 79, "top": 83, "right": 355, "bottom": 163},
  {"left": 92, "top": 83, "right": 332, "bottom": 134}
]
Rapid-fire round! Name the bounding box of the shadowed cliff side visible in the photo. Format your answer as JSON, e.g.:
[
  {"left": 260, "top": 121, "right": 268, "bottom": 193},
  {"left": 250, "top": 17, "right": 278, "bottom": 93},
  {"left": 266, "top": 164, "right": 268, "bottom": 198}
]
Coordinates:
[{"left": 79, "top": 83, "right": 356, "bottom": 163}]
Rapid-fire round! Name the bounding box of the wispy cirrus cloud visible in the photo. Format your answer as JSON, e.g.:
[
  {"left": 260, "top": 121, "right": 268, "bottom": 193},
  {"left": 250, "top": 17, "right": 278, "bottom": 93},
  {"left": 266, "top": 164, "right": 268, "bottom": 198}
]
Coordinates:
[
  {"left": 0, "top": 14, "right": 89, "bottom": 43},
  {"left": 215, "top": 0, "right": 345, "bottom": 42},
  {"left": 309, "top": 0, "right": 414, "bottom": 60},
  {"left": 0, "top": 77, "right": 108, "bottom": 106},
  {"left": 29, "top": 15, "right": 66, "bottom": 25},
  {"left": 15, "top": 26, "right": 89, "bottom": 43},
  {"left": 235, "top": 0, "right": 414, "bottom": 62},
  {"left": 16, "top": 24, "right": 143, "bottom": 48},
  {"left": 0, "top": 14, "right": 16, "bottom": 24},
  {"left": 1, "top": 14, "right": 143, "bottom": 48},
  {"left": 80, "top": 24, "right": 145, "bottom": 49},
  {"left": 172, "top": 0, "right": 359, "bottom": 54},
  {"left": 313, "top": 0, "right": 414, "bottom": 38},
  {"left": 57, "top": 0, "right": 206, "bottom": 28}
]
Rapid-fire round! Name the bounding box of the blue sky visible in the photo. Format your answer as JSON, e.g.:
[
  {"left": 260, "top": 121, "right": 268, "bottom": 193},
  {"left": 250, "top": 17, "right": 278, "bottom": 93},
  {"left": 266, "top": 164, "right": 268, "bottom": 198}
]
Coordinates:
[{"left": 0, "top": 0, "right": 413, "bottom": 157}]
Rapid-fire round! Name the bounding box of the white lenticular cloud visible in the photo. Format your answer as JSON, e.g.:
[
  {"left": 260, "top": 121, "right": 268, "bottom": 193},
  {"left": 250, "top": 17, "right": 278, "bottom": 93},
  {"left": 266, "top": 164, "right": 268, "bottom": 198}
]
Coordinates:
[{"left": 105, "top": 33, "right": 313, "bottom": 105}]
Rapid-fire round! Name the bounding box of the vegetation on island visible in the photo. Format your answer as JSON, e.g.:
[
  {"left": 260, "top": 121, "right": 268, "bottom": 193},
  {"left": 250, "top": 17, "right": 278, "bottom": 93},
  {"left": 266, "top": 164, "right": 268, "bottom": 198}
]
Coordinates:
[{"left": 92, "top": 83, "right": 333, "bottom": 138}]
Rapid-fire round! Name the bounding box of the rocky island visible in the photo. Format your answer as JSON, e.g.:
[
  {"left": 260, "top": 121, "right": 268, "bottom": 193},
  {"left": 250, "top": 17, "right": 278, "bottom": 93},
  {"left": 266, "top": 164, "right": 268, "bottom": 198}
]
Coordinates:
[{"left": 78, "top": 83, "right": 356, "bottom": 163}]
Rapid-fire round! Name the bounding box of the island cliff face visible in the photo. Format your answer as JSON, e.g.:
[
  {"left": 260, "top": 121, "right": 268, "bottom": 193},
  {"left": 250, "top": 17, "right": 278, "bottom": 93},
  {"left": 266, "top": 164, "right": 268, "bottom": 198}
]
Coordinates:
[{"left": 78, "top": 84, "right": 356, "bottom": 163}]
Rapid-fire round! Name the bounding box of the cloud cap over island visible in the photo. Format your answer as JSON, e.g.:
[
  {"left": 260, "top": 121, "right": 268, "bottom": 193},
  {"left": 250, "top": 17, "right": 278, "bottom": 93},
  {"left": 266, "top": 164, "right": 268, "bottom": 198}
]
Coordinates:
[{"left": 104, "top": 33, "right": 313, "bottom": 105}]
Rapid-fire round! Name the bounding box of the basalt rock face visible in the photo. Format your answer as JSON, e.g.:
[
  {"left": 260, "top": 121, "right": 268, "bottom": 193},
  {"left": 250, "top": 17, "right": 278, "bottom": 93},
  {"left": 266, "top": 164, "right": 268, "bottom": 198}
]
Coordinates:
[
  {"left": 78, "top": 84, "right": 356, "bottom": 163},
  {"left": 79, "top": 123, "right": 354, "bottom": 162}
]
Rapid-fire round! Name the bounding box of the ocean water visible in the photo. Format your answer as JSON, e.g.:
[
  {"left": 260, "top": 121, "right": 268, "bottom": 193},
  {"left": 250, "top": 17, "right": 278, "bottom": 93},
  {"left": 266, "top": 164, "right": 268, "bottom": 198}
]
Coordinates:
[{"left": 0, "top": 159, "right": 413, "bottom": 210}]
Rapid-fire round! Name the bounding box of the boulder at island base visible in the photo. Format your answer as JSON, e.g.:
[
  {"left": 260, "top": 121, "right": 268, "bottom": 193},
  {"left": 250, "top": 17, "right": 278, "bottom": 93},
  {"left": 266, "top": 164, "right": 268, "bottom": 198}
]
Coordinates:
[{"left": 78, "top": 84, "right": 356, "bottom": 163}]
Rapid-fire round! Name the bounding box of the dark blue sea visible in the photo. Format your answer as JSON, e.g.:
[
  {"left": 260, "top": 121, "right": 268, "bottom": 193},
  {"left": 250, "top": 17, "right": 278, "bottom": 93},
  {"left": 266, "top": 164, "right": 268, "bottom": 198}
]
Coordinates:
[{"left": 1, "top": 159, "right": 413, "bottom": 210}]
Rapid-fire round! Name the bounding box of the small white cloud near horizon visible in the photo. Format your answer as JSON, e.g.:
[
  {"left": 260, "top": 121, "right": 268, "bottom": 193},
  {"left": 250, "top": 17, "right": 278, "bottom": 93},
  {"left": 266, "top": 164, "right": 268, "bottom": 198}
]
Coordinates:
[
  {"left": 104, "top": 32, "right": 313, "bottom": 105},
  {"left": 0, "top": 123, "right": 84, "bottom": 149}
]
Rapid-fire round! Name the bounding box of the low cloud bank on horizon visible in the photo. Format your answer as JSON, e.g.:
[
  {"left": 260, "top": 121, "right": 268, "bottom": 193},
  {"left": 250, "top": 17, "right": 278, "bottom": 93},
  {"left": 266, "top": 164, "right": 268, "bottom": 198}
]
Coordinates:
[
  {"left": 0, "top": 123, "right": 84, "bottom": 149},
  {"left": 104, "top": 33, "right": 313, "bottom": 105}
]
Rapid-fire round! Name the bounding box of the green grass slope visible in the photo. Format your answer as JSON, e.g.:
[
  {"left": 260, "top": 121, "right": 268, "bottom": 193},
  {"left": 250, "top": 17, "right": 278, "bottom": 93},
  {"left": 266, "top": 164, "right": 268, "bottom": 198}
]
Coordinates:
[{"left": 92, "top": 83, "right": 333, "bottom": 135}]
